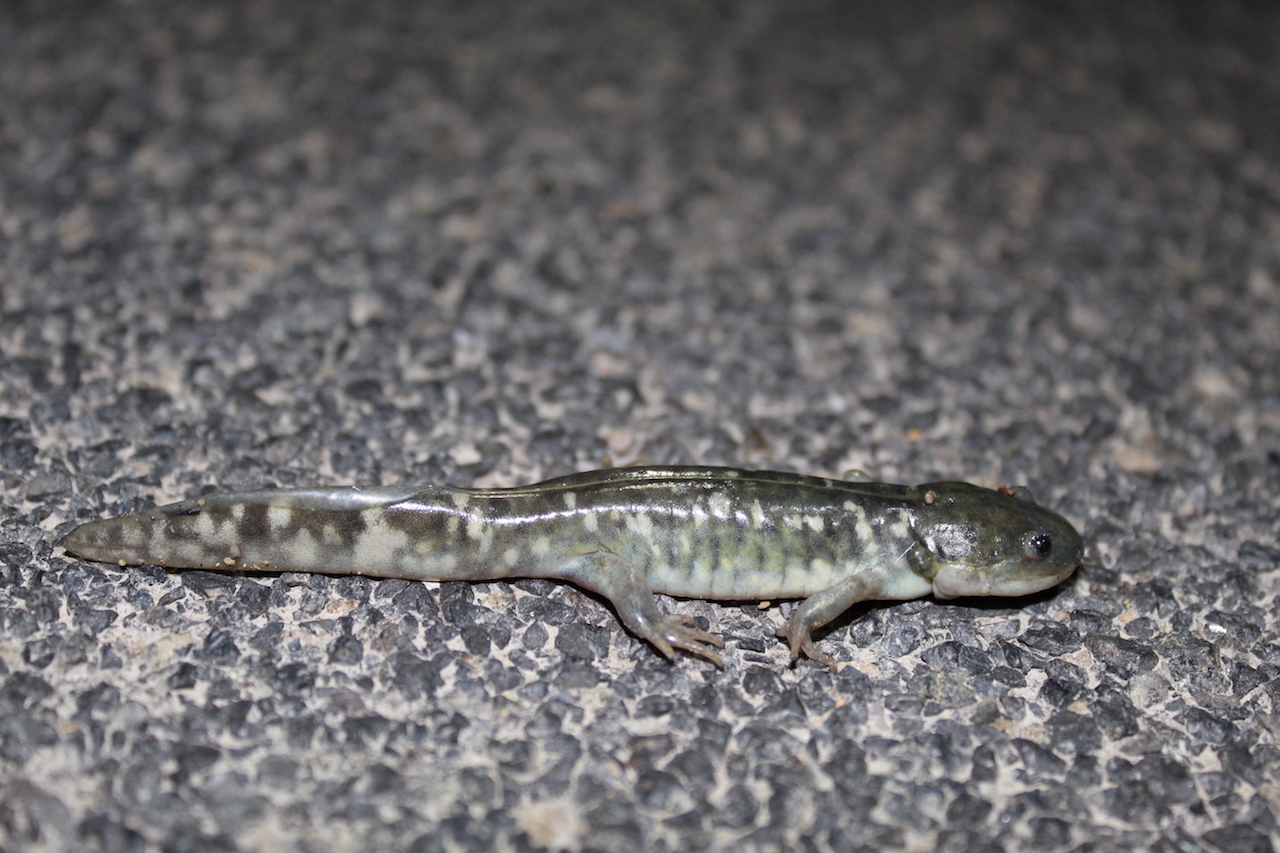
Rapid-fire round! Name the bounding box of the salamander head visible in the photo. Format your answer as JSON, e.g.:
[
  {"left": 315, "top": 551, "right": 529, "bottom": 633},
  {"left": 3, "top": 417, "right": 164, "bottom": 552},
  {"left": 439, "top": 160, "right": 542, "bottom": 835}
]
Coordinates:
[{"left": 911, "top": 482, "right": 1083, "bottom": 599}]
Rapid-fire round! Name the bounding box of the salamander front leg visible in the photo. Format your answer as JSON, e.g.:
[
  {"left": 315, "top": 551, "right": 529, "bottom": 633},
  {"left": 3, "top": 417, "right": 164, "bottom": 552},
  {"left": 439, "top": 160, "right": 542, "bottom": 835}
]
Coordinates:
[
  {"left": 779, "top": 571, "right": 881, "bottom": 671},
  {"left": 562, "top": 552, "right": 726, "bottom": 666}
]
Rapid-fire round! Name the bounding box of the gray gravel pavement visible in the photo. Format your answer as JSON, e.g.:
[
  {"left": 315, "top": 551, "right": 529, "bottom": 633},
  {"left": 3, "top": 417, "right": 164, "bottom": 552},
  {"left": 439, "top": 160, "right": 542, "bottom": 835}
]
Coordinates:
[{"left": 2, "top": 1, "right": 1278, "bottom": 851}]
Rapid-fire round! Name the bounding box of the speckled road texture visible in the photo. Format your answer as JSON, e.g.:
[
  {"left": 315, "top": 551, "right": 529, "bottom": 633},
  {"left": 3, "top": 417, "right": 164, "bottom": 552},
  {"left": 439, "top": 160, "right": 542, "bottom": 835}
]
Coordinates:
[{"left": 2, "top": 1, "right": 1279, "bottom": 851}]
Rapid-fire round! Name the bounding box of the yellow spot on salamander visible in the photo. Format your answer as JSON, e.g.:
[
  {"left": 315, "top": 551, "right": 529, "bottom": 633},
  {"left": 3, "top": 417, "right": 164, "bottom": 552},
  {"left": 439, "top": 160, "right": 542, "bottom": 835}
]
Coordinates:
[
  {"left": 563, "top": 491, "right": 577, "bottom": 509},
  {"left": 533, "top": 537, "right": 551, "bottom": 557},
  {"left": 625, "top": 512, "right": 655, "bottom": 538},
  {"left": 504, "top": 547, "right": 520, "bottom": 566},
  {"left": 430, "top": 553, "right": 459, "bottom": 573},
  {"left": 804, "top": 515, "right": 823, "bottom": 532},
  {"left": 679, "top": 531, "right": 695, "bottom": 560},
  {"left": 267, "top": 506, "right": 292, "bottom": 532},
  {"left": 808, "top": 558, "right": 833, "bottom": 584},
  {"left": 843, "top": 500, "right": 876, "bottom": 544}
]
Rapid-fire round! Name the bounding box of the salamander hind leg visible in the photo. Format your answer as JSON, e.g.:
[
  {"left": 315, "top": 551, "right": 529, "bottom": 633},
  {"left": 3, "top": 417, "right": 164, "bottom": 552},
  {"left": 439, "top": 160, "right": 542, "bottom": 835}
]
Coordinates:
[
  {"left": 780, "top": 571, "right": 881, "bottom": 672},
  {"left": 561, "top": 551, "right": 726, "bottom": 666}
]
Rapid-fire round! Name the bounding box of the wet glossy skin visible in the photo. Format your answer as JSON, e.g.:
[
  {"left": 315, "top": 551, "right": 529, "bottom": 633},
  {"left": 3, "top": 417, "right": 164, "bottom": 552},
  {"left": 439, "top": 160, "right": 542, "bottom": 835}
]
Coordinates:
[{"left": 62, "top": 466, "right": 1083, "bottom": 669}]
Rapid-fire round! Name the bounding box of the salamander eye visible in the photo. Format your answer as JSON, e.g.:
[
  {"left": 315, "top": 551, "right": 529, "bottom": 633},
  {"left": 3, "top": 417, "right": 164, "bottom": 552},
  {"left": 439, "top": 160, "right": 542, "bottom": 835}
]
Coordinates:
[{"left": 1025, "top": 533, "right": 1053, "bottom": 560}]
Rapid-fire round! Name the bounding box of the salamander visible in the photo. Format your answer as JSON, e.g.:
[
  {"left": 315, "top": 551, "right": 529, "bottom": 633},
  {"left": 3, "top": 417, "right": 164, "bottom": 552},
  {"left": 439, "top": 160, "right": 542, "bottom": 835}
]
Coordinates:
[{"left": 60, "top": 466, "right": 1084, "bottom": 669}]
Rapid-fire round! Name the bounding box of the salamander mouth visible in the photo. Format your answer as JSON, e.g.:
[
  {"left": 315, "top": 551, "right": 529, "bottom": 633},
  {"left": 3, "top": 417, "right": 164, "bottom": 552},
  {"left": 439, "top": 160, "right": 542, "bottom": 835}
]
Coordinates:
[{"left": 931, "top": 557, "right": 1078, "bottom": 600}]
